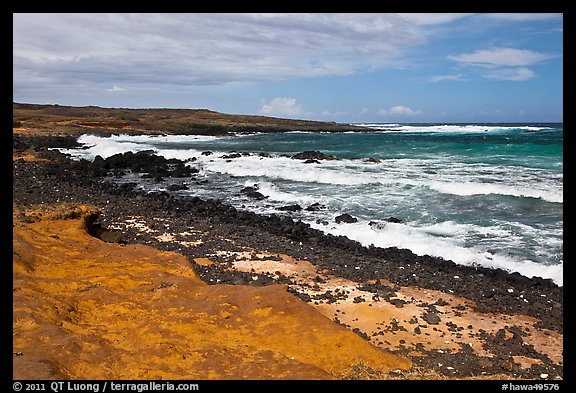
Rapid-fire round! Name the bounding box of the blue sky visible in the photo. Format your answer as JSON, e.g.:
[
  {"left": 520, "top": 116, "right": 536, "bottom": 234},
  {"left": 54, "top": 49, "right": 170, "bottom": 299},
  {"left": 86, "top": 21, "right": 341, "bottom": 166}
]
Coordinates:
[{"left": 13, "top": 13, "right": 563, "bottom": 123}]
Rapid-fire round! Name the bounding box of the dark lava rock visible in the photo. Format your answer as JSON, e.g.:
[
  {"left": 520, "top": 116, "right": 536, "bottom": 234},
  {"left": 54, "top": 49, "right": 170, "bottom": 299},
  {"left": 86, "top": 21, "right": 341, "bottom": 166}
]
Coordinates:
[
  {"left": 306, "top": 202, "right": 326, "bottom": 211},
  {"left": 389, "top": 298, "right": 407, "bottom": 308},
  {"left": 335, "top": 213, "right": 358, "bottom": 224},
  {"left": 222, "top": 152, "right": 242, "bottom": 159},
  {"left": 291, "top": 151, "right": 337, "bottom": 161},
  {"left": 422, "top": 312, "right": 441, "bottom": 325},
  {"left": 91, "top": 151, "right": 198, "bottom": 179},
  {"left": 353, "top": 296, "right": 366, "bottom": 303},
  {"left": 167, "top": 183, "right": 189, "bottom": 191},
  {"left": 278, "top": 204, "right": 303, "bottom": 212},
  {"left": 13, "top": 134, "right": 82, "bottom": 151},
  {"left": 370, "top": 217, "right": 403, "bottom": 228},
  {"left": 240, "top": 186, "right": 267, "bottom": 200}
]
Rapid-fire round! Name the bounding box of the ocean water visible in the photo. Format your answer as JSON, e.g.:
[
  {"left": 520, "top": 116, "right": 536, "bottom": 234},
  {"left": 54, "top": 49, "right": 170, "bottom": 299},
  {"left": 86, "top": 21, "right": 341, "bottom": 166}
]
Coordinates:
[{"left": 61, "top": 123, "right": 563, "bottom": 286}]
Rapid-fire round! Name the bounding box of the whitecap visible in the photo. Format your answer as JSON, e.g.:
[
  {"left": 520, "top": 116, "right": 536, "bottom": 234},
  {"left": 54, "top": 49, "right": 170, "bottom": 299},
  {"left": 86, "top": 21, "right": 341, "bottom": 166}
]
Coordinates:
[{"left": 309, "top": 219, "right": 563, "bottom": 286}]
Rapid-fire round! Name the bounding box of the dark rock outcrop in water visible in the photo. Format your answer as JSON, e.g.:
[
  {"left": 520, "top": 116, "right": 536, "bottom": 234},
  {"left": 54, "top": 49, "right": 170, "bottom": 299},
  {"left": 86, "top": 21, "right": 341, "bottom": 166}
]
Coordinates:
[
  {"left": 291, "top": 151, "right": 337, "bottom": 161},
  {"left": 335, "top": 213, "right": 358, "bottom": 224},
  {"left": 240, "top": 186, "right": 268, "bottom": 200},
  {"left": 90, "top": 151, "right": 199, "bottom": 179}
]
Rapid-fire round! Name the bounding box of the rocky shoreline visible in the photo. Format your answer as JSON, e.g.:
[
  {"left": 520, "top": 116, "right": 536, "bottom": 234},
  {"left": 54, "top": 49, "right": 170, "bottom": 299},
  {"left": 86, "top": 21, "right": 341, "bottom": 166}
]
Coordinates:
[{"left": 12, "top": 134, "right": 563, "bottom": 379}]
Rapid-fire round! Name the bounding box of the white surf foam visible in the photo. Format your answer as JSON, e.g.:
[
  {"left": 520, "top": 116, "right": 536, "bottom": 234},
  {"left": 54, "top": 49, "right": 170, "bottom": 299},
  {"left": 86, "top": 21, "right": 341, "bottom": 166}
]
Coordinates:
[
  {"left": 357, "top": 124, "right": 555, "bottom": 133},
  {"left": 309, "top": 219, "right": 563, "bottom": 286},
  {"left": 427, "top": 179, "right": 563, "bottom": 204}
]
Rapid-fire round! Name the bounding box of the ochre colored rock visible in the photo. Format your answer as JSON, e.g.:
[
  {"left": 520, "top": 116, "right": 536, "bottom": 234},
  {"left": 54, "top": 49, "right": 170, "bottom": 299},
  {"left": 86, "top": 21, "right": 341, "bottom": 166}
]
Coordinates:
[{"left": 13, "top": 204, "right": 410, "bottom": 380}]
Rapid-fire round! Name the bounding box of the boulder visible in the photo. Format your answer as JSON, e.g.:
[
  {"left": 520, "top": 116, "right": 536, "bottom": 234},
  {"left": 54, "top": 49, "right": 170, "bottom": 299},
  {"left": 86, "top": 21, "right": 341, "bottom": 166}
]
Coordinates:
[
  {"left": 240, "top": 186, "right": 267, "bottom": 200},
  {"left": 335, "top": 213, "right": 358, "bottom": 224},
  {"left": 306, "top": 203, "right": 326, "bottom": 211},
  {"left": 422, "top": 312, "right": 441, "bottom": 325}
]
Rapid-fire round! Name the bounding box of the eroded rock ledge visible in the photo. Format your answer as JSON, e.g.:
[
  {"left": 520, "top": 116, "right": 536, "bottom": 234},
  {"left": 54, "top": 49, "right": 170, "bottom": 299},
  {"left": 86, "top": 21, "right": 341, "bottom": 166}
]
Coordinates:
[{"left": 12, "top": 203, "right": 410, "bottom": 380}]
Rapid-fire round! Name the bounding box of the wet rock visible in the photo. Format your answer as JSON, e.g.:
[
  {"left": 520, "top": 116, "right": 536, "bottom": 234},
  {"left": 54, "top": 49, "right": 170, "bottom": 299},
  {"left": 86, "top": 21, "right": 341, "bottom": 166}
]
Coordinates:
[
  {"left": 369, "top": 221, "right": 386, "bottom": 230},
  {"left": 167, "top": 183, "right": 189, "bottom": 191},
  {"left": 335, "top": 213, "right": 357, "bottom": 224},
  {"left": 278, "top": 204, "right": 303, "bottom": 212},
  {"left": 222, "top": 152, "right": 242, "bottom": 159},
  {"left": 291, "top": 151, "right": 337, "bottom": 161},
  {"left": 240, "top": 186, "right": 267, "bottom": 200},
  {"left": 306, "top": 202, "right": 326, "bottom": 211}
]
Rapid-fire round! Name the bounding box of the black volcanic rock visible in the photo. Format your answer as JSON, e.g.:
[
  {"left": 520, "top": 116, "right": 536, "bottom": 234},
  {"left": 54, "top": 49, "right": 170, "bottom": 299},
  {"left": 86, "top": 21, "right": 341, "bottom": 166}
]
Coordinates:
[
  {"left": 422, "top": 312, "right": 441, "bottom": 325},
  {"left": 335, "top": 213, "right": 358, "bottom": 224},
  {"left": 291, "top": 151, "right": 337, "bottom": 161},
  {"left": 306, "top": 203, "right": 326, "bottom": 211},
  {"left": 240, "top": 186, "right": 267, "bottom": 200},
  {"left": 278, "top": 204, "right": 303, "bottom": 212},
  {"left": 90, "top": 151, "right": 198, "bottom": 178}
]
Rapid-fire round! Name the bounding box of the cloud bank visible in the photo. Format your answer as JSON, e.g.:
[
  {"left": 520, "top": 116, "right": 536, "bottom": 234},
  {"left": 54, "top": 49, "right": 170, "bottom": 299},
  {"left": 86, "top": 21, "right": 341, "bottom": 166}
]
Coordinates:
[{"left": 13, "top": 13, "right": 430, "bottom": 95}]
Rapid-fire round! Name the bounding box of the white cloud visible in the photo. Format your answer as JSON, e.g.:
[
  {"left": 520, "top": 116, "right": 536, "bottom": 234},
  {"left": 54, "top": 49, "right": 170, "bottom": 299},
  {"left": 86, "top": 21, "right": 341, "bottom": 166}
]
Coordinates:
[
  {"left": 260, "top": 97, "right": 306, "bottom": 117},
  {"left": 482, "top": 67, "right": 535, "bottom": 81},
  {"left": 106, "top": 85, "right": 126, "bottom": 92},
  {"left": 377, "top": 105, "right": 422, "bottom": 117},
  {"left": 449, "top": 47, "right": 550, "bottom": 68},
  {"left": 448, "top": 47, "right": 553, "bottom": 82},
  {"left": 429, "top": 73, "right": 465, "bottom": 83},
  {"left": 13, "top": 13, "right": 430, "bottom": 93}
]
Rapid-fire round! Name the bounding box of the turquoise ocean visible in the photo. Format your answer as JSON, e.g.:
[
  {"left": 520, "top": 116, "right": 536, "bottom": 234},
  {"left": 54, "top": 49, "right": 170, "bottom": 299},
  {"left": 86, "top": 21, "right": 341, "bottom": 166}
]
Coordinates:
[{"left": 62, "top": 123, "right": 563, "bottom": 285}]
